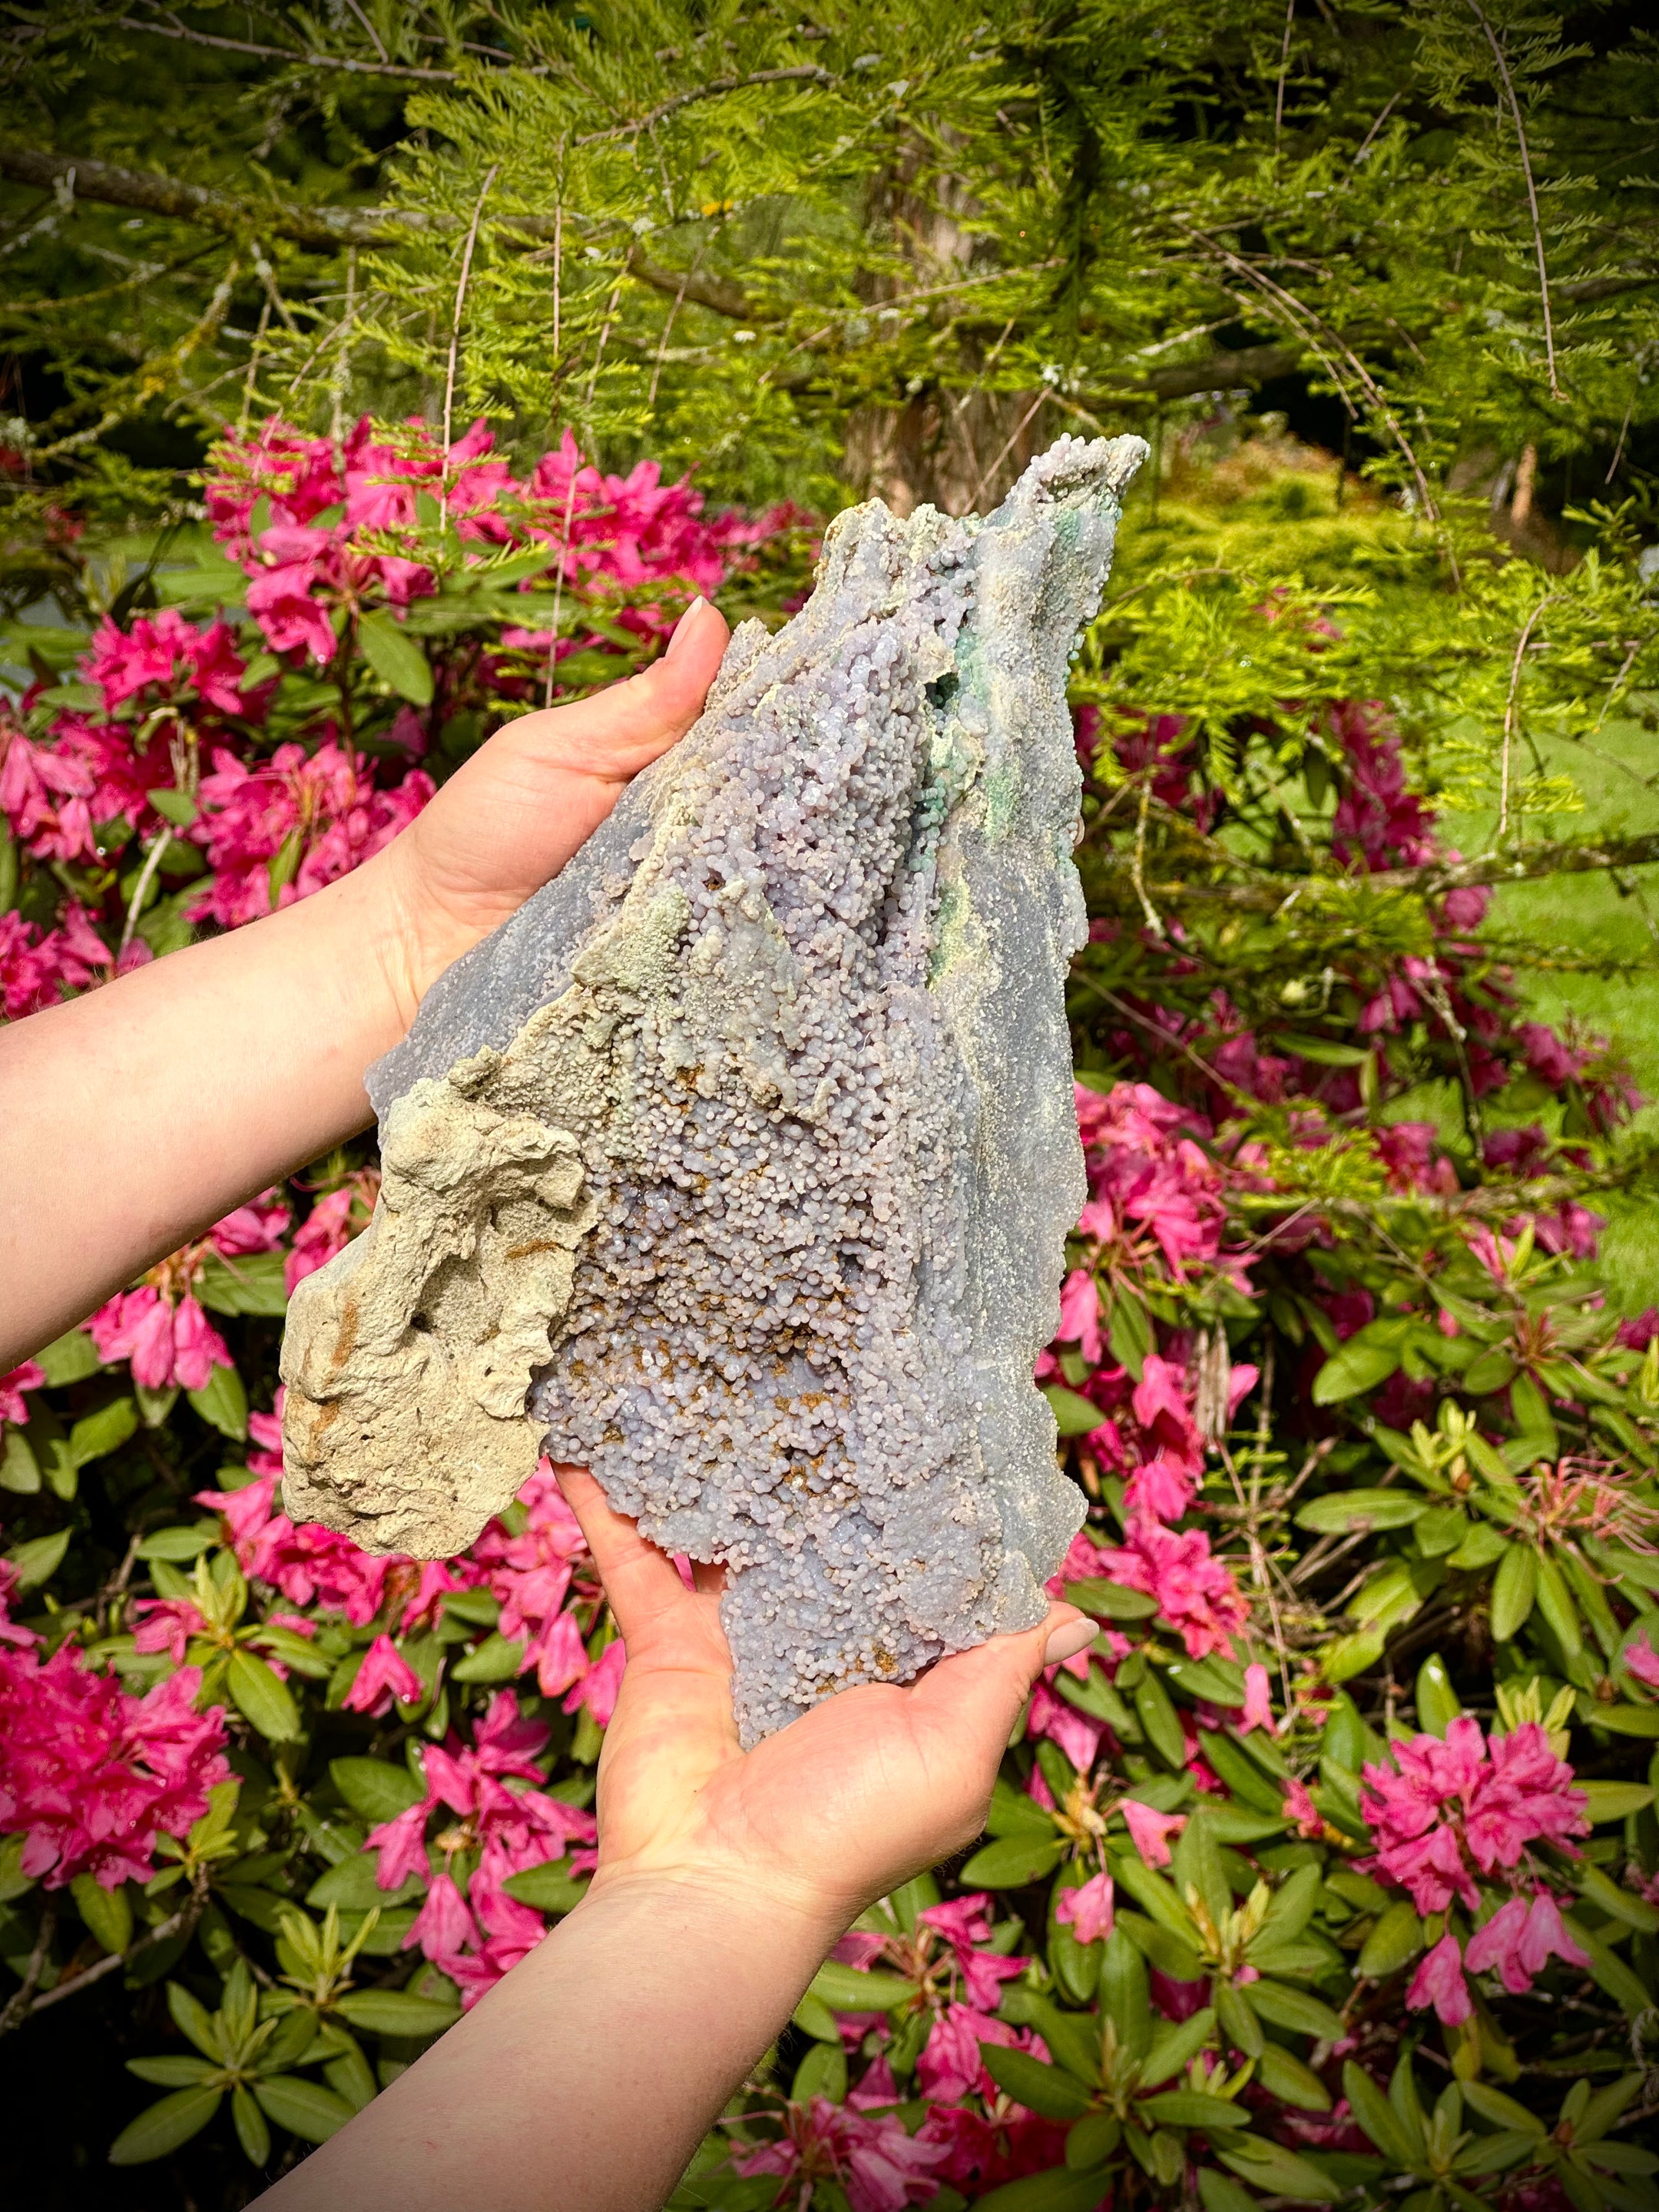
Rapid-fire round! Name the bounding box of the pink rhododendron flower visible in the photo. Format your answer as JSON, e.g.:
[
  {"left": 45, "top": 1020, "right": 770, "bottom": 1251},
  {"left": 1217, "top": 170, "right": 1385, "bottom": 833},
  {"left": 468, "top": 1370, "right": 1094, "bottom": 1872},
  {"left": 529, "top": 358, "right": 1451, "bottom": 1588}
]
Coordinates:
[
  {"left": 200, "top": 1471, "right": 393, "bottom": 1624},
  {"left": 284, "top": 1172, "right": 380, "bottom": 1292},
  {"left": 469, "top": 1461, "right": 592, "bottom": 1694},
  {"left": 360, "top": 1694, "right": 595, "bottom": 2000},
  {"left": 565, "top": 1636, "right": 624, "bottom": 1727},
  {"left": 1464, "top": 1891, "right": 1590, "bottom": 1995},
  {"left": 343, "top": 1634, "right": 424, "bottom": 1716},
  {"left": 1283, "top": 1778, "right": 1323, "bottom": 1838},
  {"left": 1120, "top": 1798, "right": 1186, "bottom": 1867},
  {"left": 916, "top": 2102, "right": 1071, "bottom": 2194},
  {"left": 0, "top": 1651, "right": 228, "bottom": 1888},
  {"left": 187, "top": 739, "right": 432, "bottom": 928},
  {"left": 86, "top": 609, "right": 250, "bottom": 716},
  {"left": 1025, "top": 1677, "right": 1107, "bottom": 1777},
  {"left": 1329, "top": 702, "right": 1435, "bottom": 870},
  {"left": 131, "top": 1594, "right": 211, "bottom": 1665},
  {"left": 733, "top": 2095, "right": 949, "bottom": 2212},
  {"left": 1, "top": 714, "right": 173, "bottom": 864},
  {"left": 1055, "top": 1870, "right": 1114, "bottom": 1944},
  {"left": 1623, "top": 1631, "right": 1659, "bottom": 1690},
  {"left": 90, "top": 1286, "right": 231, "bottom": 1390},
  {"left": 1240, "top": 1661, "right": 1274, "bottom": 1734},
  {"left": 0, "top": 903, "right": 110, "bottom": 1017},
  {"left": 1359, "top": 1717, "right": 1588, "bottom": 1913},
  {"left": 0, "top": 1360, "right": 44, "bottom": 1425},
  {"left": 916, "top": 1893, "right": 1027, "bottom": 2012},
  {"left": 1407, "top": 1932, "right": 1472, "bottom": 2025},
  {"left": 1088, "top": 1517, "right": 1249, "bottom": 1658},
  {"left": 1056, "top": 1270, "right": 1103, "bottom": 1363},
  {"left": 916, "top": 2002, "right": 1026, "bottom": 2104}
]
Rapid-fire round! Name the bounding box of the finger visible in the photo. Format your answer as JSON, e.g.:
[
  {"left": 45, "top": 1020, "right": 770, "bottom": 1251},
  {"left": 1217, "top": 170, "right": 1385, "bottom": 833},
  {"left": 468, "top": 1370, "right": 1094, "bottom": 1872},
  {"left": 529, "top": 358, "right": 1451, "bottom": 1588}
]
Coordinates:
[
  {"left": 552, "top": 1465, "right": 690, "bottom": 1644},
  {"left": 498, "top": 596, "right": 730, "bottom": 783},
  {"left": 909, "top": 1603, "right": 1088, "bottom": 1745}
]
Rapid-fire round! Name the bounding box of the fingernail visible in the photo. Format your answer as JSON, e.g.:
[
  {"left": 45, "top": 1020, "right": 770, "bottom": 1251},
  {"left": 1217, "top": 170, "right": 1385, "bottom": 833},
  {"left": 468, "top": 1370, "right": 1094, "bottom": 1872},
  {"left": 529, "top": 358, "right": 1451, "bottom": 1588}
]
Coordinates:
[
  {"left": 665, "top": 595, "right": 710, "bottom": 659},
  {"left": 1044, "top": 1618, "right": 1097, "bottom": 1667}
]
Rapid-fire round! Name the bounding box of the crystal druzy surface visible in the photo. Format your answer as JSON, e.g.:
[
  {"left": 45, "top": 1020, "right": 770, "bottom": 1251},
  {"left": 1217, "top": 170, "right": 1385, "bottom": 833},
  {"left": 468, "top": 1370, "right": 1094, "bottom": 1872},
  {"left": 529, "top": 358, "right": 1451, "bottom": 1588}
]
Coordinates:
[{"left": 281, "top": 434, "right": 1146, "bottom": 1743}]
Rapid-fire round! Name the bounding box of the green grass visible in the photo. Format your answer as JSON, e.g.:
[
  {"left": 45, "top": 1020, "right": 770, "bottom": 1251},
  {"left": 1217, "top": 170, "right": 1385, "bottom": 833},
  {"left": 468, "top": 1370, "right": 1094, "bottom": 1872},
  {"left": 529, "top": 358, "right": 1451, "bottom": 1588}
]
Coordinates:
[{"left": 1449, "top": 710, "right": 1659, "bottom": 1313}]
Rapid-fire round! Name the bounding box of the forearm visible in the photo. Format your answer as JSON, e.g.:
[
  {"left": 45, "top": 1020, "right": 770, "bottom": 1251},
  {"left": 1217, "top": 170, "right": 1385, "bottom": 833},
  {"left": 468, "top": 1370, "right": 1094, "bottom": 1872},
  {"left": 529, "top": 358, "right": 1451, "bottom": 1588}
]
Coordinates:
[
  {"left": 260, "top": 1874, "right": 836, "bottom": 2212},
  {"left": 0, "top": 846, "right": 425, "bottom": 1370}
]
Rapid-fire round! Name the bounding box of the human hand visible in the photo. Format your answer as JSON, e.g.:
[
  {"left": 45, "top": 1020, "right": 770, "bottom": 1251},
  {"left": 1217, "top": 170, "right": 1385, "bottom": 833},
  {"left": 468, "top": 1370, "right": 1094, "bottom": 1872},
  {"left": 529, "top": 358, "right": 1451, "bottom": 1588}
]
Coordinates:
[
  {"left": 370, "top": 597, "right": 730, "bottom": 1028},
  {"left": 558, "top": 1465, "right": 1095, "bottom": 1944}
]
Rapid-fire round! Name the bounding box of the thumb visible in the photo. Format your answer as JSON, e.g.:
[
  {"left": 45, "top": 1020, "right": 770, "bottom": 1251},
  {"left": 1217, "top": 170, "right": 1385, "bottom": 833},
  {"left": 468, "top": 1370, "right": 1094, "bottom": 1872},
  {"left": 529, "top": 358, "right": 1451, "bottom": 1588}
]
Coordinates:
[{"left": 910, "top": 1603, "right": 1095, "bottom": 1749}]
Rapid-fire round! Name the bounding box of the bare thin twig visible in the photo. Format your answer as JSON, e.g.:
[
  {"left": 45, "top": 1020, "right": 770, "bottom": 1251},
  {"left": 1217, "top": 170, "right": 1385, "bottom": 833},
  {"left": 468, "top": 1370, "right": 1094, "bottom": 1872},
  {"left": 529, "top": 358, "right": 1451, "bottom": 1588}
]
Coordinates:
[
  {"left": 1464, "top": 0, "right": 1561, "bottom": 398},
  {"left": 440, "top": 167, "right": 500, "bottom": 526},
  {"left": 1497, "top": 592, "right": 1560, "bottom": 843},
  {"left": 1274, "top": 0, "right": 1296, "bottom": 151}
]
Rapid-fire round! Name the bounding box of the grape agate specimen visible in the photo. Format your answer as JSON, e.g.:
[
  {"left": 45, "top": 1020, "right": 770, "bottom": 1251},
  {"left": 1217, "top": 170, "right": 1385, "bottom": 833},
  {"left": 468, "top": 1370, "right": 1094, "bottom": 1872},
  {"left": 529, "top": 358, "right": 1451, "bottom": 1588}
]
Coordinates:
[{"left": 280, "top": 433, "right": 1146, "bottom": 1743}]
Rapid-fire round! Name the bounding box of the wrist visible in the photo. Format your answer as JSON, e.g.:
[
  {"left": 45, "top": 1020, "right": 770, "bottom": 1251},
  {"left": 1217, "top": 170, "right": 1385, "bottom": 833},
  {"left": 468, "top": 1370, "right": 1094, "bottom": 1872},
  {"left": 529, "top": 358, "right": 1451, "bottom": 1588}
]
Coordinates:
[{"left": 580, "top": 1860, "right": 849, "bottom": 1962}]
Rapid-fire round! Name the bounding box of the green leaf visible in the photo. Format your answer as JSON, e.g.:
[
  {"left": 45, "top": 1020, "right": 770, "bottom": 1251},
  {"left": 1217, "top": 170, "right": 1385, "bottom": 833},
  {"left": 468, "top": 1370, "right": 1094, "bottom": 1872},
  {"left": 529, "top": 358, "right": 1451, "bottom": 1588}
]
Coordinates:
[
  {"left": 1588, "top": 1704, "right": 1659, "bottom": 1738},
  {"left": 1065, "top": 1577, "right": 1157, "bottom": 1621},
  {"left": 332, "top": 1989, "right": 461, "bottom": 2038},
  {"left": 108, "top": 2086, "right": 224, "bottom": 2164},
  {"left": 6, "top": 1526, "right": 70, "bottom": 1589},
  {"left": 1142, "top": 2007, "right": 1218, "bottom": 2088},
  {"left": 1043, "top": 1386, "right": 1104, "bottom": 1437},
  {"left": 449, "top": 1631, "right": 528, "bottom": 1683},
  {"left": 194, "top": 1251, "right": 290, "bottom": 1317},
  {"left": 167, "top": 1979, "right": 220, "bottom": 2061},
  {"left": 501, "top": 1859, "right": 588, "bottom": 1915},
  {"left": 231, "top": 2081, "right": 270, "bottom": 2167},
  {"left": 137, "top": 1522, "right": 220, "bottom": 1561},
  {"left": 1312, "top": 1336, "right": 1401, "bottom": 1404},
  {"left": 329, "top": 1757, "right": 425, "bottom": 1824},
  {"left": 1580, "top": 1782, "right": 1654, "bottom": 1823},
  {"left": 790, "top": 2038, "right": 847, "bottom": 2104},
  {"left": 1197, "top": 2171, "right": 1261, "bottom": 2212},
  {"left": 227, "top": 1647, "right": 301, "bottom": 1742},
  {"left": 806, "top": 1961, "right": 919, "bottom": 2013},
  {"left": 979, "top": 2045, "right": 1096, "bottom": 2118},
  {"left": 1462, "top": 2082, "right": 1546, "bottom": 2137},
  {"left": 1357, "top": 1899, "right": 1426, "bottom": 1979},
  {"left": 35, "top": 1328, "right": 101, "bottom": 1385},
  {"left": 1215, "top": 2138, "right": 1339, "bottom": 2203},
  {"left": 1278, "top": 1033, "right": 1373, "bottom": 1067},
  {"left": 1141, "top": 2090, "right": 1252, "bottom": 2132},
  {"left": 1242, "top": 1979, "right": 1345, "bottom": 2041},
  {"left": 0, "top": 1424, "right": 40, "bottom": 1495},
  {"left": 1108, "top": 1290, "right": 1154, "bottom": 1381},
  {"left": 187, "top": 1365, "right": 249, "bottom": 1442},
  {"left": 972, "top": 2164, "right": 1115, "bottom": 2212},
  {"left": 1257, "top": 2043, "right": 1333, "bottom": 2112},
  {"left": 251, "top": 2075, "right": 356, "bottom": 2144},
  {"left": 793, "top": 1991, "right": 840, "bottom": 2043},
  {"left": 1415, "top": 1653, "right": 1462, "bottom": 1736},
  {"left": 1490, "top": 1544, "right": 1538, "bottom": 1640},
  {"left": 306, "top": 1853, "right": 423, "bottom": 1912},
  {"left": 127, "top": 2055, "right": 218, "bottom": 2088},
  {"left": 71, "top": 1872, "right": 132, "bottom": 1955},
  {"left": 147, "top": 784, "right": 200, "bottom": 827},
  {"left": 1343, "top": 2060, "right": 1418, "bottom": 2167},
  {"left": 961, "top": 1832, "right": 1067, "bottom": 1887},
  {"left": 358, "top": 609, "right": 434, "bottom": 706},
  {"left": 1295, "top": 1489, "right": 1426, "bottom": 1533},
  {"left": 1134, "top": 1667, "right": 1187, "bottom": 1767},
  {"left": 70, "top": 1396, "right": 137, "bottom": 1466}
]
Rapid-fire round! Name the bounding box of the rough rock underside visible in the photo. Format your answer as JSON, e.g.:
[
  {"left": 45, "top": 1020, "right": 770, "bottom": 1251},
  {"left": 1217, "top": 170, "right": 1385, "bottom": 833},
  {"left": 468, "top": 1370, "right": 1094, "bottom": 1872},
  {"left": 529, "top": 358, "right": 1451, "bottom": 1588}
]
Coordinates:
[{"left": 281, "top": 434, "right": 1147, "bottom": 1743}]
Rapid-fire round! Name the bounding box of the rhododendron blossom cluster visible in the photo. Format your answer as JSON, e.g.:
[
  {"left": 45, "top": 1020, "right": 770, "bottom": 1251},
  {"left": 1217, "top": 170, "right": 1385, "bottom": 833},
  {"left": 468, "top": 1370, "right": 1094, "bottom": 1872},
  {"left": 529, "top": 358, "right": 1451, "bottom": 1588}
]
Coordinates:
[{"left": 1359, "top": 1717, "right": 1589, "bottom": 1916}]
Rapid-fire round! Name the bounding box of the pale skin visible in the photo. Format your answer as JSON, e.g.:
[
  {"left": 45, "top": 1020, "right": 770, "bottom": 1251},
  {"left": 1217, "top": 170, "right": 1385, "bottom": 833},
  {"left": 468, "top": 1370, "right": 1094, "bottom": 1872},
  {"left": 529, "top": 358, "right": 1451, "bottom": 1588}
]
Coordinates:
[{"left": 0, "top": 599, "right": 1092, "bottom": 2210}]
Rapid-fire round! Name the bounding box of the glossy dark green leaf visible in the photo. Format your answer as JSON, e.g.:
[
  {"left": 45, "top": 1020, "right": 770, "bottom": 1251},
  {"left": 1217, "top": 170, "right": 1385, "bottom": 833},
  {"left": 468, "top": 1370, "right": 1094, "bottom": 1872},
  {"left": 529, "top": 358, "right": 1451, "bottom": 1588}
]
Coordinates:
[
  {"left": 108, "top": 2086, "right": 224, "bottom": 2164},
  {"left": 979, "top": 2045, "right": 1096, "bottom": 2118}
]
